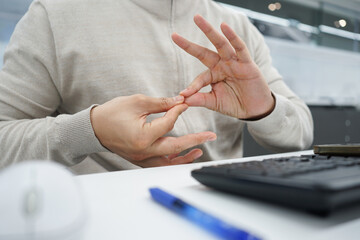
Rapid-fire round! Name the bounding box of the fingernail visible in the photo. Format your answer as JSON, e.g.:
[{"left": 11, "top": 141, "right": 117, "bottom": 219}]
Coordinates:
[
  {"left": 180, "top": 88, "right": 191, "bottom": 96},
  {"left": 207, "top": 135, "right": 217, "bottom": 141},
  {"left": 173, "top": 95, "right": 184, "bottom": 103},
  {"left": 194, "top": 151, "right": 203, "bottom": 159}
]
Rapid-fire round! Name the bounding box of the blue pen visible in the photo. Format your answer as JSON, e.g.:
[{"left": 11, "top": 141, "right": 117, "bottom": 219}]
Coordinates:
[{"left": 149, "top": 187, "right": 262, "bottom": 240}]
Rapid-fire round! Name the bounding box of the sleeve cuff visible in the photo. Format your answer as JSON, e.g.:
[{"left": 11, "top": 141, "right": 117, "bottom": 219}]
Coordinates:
[{"left": 53, "top": 105, "right": 109, "bottom": 160}]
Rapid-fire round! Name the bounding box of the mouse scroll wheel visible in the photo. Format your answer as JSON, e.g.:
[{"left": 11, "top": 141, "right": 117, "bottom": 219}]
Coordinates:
[{"left": 23, "top": 188, "right": 41, "bottom": 218}]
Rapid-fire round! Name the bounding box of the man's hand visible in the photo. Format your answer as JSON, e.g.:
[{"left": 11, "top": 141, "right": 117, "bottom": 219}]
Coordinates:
[
  {"left": 172, "top": 15, "right": 275, "bottom": 120},
  {"left": 90, "top": 94, "right": 216, "bottom": 167}
]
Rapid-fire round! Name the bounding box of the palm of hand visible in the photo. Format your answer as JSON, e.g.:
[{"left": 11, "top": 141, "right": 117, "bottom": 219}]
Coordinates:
[{"left": 208, "top": 58, "right": 265, "bottom": 118}]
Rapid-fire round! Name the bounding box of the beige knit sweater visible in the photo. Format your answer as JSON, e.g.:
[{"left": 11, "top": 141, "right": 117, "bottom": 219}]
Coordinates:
[{"left": 0, "top": 0, "right": 313, "bottom": 174}]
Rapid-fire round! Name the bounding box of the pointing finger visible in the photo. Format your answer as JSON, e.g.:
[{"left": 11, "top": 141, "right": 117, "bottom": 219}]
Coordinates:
[
  {"left": 184, "top": 92, "right": 217, "bottom": 111},
  {"left": 144, "top": 104, "right": 188, "bottom": 142},
  {"left": 172, "top": 33, "right": 220, "bottom": 69}
]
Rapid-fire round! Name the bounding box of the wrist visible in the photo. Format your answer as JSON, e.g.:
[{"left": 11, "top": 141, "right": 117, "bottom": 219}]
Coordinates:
[
  {"left": 90, "top": 105, "right": 102, "bottom": 144},
  {"left": 241, "top": 92, "right": 276, "bottom": 121}
]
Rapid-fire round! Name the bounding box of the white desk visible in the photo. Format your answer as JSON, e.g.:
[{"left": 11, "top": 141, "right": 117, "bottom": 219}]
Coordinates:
[{"left": 77, "top": 151, "right": 360, "bottom": 240}]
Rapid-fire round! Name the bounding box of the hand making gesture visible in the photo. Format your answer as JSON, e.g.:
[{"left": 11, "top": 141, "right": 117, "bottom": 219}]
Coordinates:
[
  {"left": 172, "top": 15, "right": 275, "bottom": 120},
  {"left": 91, "top": 94, "right": 216, "bottom": 167}
]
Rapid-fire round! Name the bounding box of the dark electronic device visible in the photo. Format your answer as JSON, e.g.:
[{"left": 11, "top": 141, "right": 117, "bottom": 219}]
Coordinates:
[
  {"left": 192, "top": 152, "right": 360, "bottom": 214},
  {"left": 314, "top": 144, "right": 360, "bottom": 156}
]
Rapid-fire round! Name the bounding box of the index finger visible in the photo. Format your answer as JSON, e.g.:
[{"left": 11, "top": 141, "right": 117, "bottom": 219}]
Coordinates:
[
  {"left": 172, "top": 33, "right": 220, "bottom": 69},
  {"left": 144, "top": 104, "right": 188, "bottom": 142}
]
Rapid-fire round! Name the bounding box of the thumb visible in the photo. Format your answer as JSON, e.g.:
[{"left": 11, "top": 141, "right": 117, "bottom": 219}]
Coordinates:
[
  {"left": 185, "top": 92, "right": 217, "bottom": 111},
  {"left": 144, "top": 95, "right": 185, "bottom": 114}
]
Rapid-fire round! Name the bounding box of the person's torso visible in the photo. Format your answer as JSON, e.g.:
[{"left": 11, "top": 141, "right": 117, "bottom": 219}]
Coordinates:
[{"left": 43, "top": 0, "right": 251, "bottom": 170}]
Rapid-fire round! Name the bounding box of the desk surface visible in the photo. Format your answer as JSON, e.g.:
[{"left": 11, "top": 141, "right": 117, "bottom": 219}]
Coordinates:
[{"left": 77, "top": 151, "right": 360, "bottom": 240}]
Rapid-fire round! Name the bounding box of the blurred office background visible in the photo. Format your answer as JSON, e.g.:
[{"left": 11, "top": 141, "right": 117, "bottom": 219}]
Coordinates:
[
  {"left": 0, "top": 0, "right": 359, "bottom": 156},
  {"left": 0, "top": 0, "right": 32, "bottom": 68}
]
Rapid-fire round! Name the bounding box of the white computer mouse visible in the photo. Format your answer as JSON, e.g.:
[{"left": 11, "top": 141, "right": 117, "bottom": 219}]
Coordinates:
[{"left": 0, "top": 161, "right": 87, "bottom": 240}]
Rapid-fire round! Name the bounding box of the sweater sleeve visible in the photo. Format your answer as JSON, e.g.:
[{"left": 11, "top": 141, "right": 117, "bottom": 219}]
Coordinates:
[
  {"left": 0, "top": 0, "right": 106, "bottom": 168},
  {"left": 243, "top": 18, "right": 314, "bottom": 152}
]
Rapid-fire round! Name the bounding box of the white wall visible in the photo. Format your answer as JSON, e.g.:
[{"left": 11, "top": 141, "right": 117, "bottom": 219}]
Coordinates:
[{"left": 265, "top": 37, "right": 360, "bottom": 107}]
